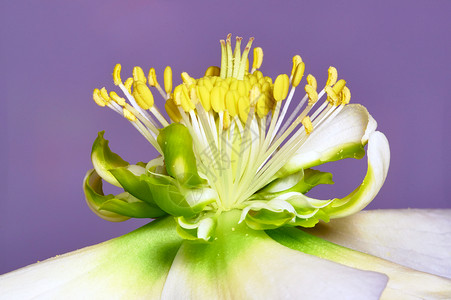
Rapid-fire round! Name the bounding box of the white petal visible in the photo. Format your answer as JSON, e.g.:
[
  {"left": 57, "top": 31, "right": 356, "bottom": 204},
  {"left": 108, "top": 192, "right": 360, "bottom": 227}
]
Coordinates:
[
  {"left": 281, "top": 104, "right": 375, "bottom": 175},
  {"left": 326, "top": 131, "right": 390, "bottom": 218},
  {"left": 0, "top": 218, "right": 182, "bottom": 299},
  {"left": 162, "top": 210, "right": 388, "bottom": 299},
  {"left": 305, "top": 209, "right": 451, "bottom": 279}
]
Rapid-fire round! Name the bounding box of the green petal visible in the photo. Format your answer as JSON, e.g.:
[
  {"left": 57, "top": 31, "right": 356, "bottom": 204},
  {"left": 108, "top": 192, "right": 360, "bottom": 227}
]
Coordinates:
[
  {"left": 176, "top": 214, "right": 217, "bottom": 241},
  {"left": 109, "top": 165, "right": 158, "bottom": 206},
  {"left": 325, "top": 131, "right": 390, "bottom": 218},
  {"left": 83, "top": 169, "right": 165, "bottom": 220},
  {"left": 0, "top": 217, "right": 183, "bottom": 298},
  {"left": 141, "top": 174, "right": 216, "bottom": 218},
  {"left": 157, "top": 123, "right": 205, "bottom": 186},
  {"left": 268, "top": 225, "right": 451, "bottom": 299},
  {"left": 83, "top": 169, "right": 129, "bottom": 222},
  {"left": 278, "top": 104, "right": 374, "bottom": 177},
  {"left": 304, "top": 209, "right": 451, "bottom": 279},
  {"left": 161, "top": 210, "right": 388, "bottom": 299},
  {"left": 91, "top": 131, "right": 129, "bottom": 187}
]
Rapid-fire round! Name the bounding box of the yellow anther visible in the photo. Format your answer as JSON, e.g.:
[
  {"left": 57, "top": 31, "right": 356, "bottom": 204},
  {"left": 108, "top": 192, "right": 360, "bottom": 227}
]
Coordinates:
[
  {"left": 99, "top": 87, "right": 111, "bottom": 102},
  {"left": 109, "top": 91, "right": 126, "bottom": 106},
  {"left": 341, "top": 86, "right": 351, "bottom": 105},
  {"left": 223, "top": 111, "right": 231, "bottom": 130},
  {"left": 173, "top": 85, "right": 183, "bottom": 106},
  {"left": 265, "top": 76, "right": 273, "bottom": 85},
  {"left": 256, "top": 93, "right": 271, "bottom": 118},
  {"left": 93, "top": 88, "right": 106, "bottom": 107},
  {"left": 203, "top": 77, "right": 214, "bottom": 91},
  {"left": 124, "top": 77, "right": 133, "bottom": 94},
  {"left": 332, "top": 79, "right": 346, "bottom": 95},
  {"left": 325, "top": 86, "right": 339, "bottom": 105},
  {"left": 205, "top": 66, "right": 220, "bottom": 77},
  {"left": 291, "top": 62, "right": 305, "bottom": 87},
  {"left": 252, "top": 47, "right": 263, "bottom": 70},
  {"left": 326, "top": 66, "right": 338, "bottom": 87},
  {"left": 165, "top": 98, "right": 182, "bottom": 122},
  {"left": 113, "top": 64, "right": 122, "bottom": 86},
  {"left": 273, "top": 74, "right": 290, "bottom": 101},
  {"left": 249, "top": 85, "right": 261, "bottom": 107},
  {"left": 180, "top": 85, "right": 195, "bottom": 112},
  {"left": 306, "top": 74, "right": 317, "bottom": 90},
  {"left": 301, "top": 116, "right": 313, "bottom": 134},
  {"left": 211, "top": 86, "right": 226, "bottom": 112},
  {"left": 254, "top": 70, "right": 263, "bottom": 80},
  {"left": 225, "top": 90, "right": 238, "bottom": 117},
  {"left": 133, "top": 81, "right": 154, "bottom": 109},
  {"left": 197, "top": 85, "right": 211, "bottom": 112},
  {"left": 249, "top": 75, "right": 258, "bottom": 86},
  {"left": 181, "top": 72, "right": 196, "bottom": 86},
  {"left": 123, "top": 108, "right": 137, "bottom": 122},
  {"left": 189, "top": 86, "right": 200, "bottom": 106},
  {"left": 237, "top": 80, "right": 247, "bottom": 97},
  {"left": 238, "top": 95, "right": 250, "bottom": 123},
  {"left": 291, "top": 55, "right": 303, "bottom": 77},
  {"left": 261, "top": 81, "right": 271, "bottom": 93},
  {"left": 305, "top": 84, "right": 318, "bottom": 104},
  {"left": 229, "top": 78, "right": 238, "bottom": 90},
  {"left": 163, "top": 66, "right": 173, "bottom": 94},
  {"left": 133, "top": 66, "right": 147, "bottom": 84},
  {"left": 148, "top": 68, "right": 158, "bottom": 87}
]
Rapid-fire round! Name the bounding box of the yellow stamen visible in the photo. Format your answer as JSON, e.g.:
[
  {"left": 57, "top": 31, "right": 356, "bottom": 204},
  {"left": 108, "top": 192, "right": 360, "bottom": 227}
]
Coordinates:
[
  {"left": 291, "top": 62, "right": 305, "bottom": 87},
  {"left": 181, "top": 72, "right": 196, "bottom": 86},
  {"left": 291, "top": 55, "right": 303, "bottom": 77},
  {"left": 132, "top": 82, "right": 153, "bottom": 110},
  {"left": 325, "top": 86, "right": 339, "bottom": 105},
  {"left": 225, "top": 90, "right": 239, "bottom": 117},
  {"left": 223, "top": 111, "right": 231, "bottom": 130},
  {"left": 123, "top": 107, "right": 137, "bottom": 122},
  {"left": 238, "top": 95, "right": 250, "bottom": 123},
  {"left": 326, "top": 66, "right": 338, "bottom": 87},
  {"left": 133, "top": 66, "right": 147, "bottom": 84},
  {"left": 148, "top": 68, "right": 158, "bottom": 87},
  {"left": 341, "top": 86, "right": 351, "bottom": 105},
  {"left": 164, "top": 66, "right": 173, "bottom": 94},
  {"left": 211, "top": 86, "right": 226, "bottom": 112},
  {"left": 109, "top": 91, "right": 126, "bottom": 106},
  {"left": 273, "top": 74, "right": 290, "bottom": 101},
  {"left": 113, "top": 64, "right": 122, "bottom": 86},
  {"left": 306, "top": 74, "right": 317, "bottom": 90},
  {"left": 93, "top": 88, "right": 106, "bottom": 107},
  {"left": 332, "top": 79, "right": 346, "bottom": 95},
  {"left": 165, "top": 98, "right": 182, "bottom": 122},
  {"left": 301, "top": 116, "right": 313, "bottom": 134},
  {"left": 305, "top": 84, "right": 318, "bottom": 104},
  {"left": 124, "top": 77, "right": 133, "bottom": 94},
  {"left": 252, "top": 47, "right": 263, "bottom": 71},
  {"left": 205, "top": 66, "right": 220, "bottom": 77},
  {"left": 100, "top": 87, "right": 111, "bottom": 102},
  {"left": 197, "top": 85, "right": 211, "bottom": 112}
]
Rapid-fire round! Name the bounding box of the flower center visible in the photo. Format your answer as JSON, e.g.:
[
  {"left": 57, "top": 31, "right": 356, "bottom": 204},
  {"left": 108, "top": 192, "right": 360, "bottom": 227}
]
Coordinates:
[{"left": 92, "top": 34, "right": 351, "bottom": 211}]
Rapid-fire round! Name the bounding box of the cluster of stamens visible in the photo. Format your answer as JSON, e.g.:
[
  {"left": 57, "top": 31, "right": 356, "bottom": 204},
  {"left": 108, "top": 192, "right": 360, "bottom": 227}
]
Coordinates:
[{"left": 93, "top": 34, "right": 351, "bottom": 210}]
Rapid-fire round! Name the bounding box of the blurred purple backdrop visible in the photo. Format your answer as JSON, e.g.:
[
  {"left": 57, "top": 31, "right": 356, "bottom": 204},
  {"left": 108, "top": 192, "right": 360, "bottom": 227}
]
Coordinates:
[{"left": 1, "top": 0, "right": 450, "bottom": 274}]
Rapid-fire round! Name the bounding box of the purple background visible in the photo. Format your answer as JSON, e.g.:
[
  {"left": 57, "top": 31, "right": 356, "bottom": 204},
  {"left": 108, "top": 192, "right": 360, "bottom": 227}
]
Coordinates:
[{"left": 1, "top": 1, "right": 450, "bottom": 274}]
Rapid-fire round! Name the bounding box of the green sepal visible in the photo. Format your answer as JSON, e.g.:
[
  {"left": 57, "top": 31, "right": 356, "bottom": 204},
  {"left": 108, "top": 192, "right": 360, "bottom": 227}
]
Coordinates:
[
  {"left": 245, "top": 208, "right": 296, "bottom": 230},
  {"left": 140, "top": 174, "right": 217, "bottom": 218},
  {"left": 109, "top": 166, "right": 159, "bottom": 207},
  {"left": 91, "top": 131, "right": 129, "bottom": 187},
  {"left": 291, "top": 169, "right": 334, "bottom": 194},
  {"left": 83, "top": 169, "right": 166, "bottom": 221},
  {"left": 157, "top": 123, "right": 205, "bottom": 187}
]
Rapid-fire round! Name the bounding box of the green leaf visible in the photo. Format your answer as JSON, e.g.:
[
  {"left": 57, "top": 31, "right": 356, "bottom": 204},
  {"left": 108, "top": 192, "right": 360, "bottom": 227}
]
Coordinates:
[
  {"left": 157, "top": 123, "right": 205, "bottom": 186},
  {"left": 91, "top": 131, "right": 129, "bottom": 187}
]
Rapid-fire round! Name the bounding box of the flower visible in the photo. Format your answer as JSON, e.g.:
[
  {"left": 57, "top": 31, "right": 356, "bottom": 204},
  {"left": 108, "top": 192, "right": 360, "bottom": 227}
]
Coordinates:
[{"left": 1, "top": 35, "right": 450, "bottom": 299}]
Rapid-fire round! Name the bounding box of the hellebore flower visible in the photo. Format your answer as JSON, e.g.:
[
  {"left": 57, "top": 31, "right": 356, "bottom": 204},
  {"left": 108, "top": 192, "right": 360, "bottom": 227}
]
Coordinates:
[{"left": 1, "top": 34, "right": 450, "bottom": 299}]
